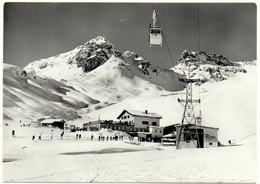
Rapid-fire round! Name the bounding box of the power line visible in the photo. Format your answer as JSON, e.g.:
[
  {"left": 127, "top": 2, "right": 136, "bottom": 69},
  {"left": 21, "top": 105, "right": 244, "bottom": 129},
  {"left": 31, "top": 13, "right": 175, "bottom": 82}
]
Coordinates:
[
  {"left": 152, "top": 3, "right": 184, "bottom": 96},
  {"left": 197, "top": 3, "right": 200, "bottom": 52},
  {"left": 152, "top": 4, "right": 176, "bottom": 68}
]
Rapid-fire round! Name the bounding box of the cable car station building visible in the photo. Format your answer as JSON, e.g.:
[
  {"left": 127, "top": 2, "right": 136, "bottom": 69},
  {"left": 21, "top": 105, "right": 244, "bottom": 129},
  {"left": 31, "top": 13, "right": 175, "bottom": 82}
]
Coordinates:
[{"left": 175, "top": 124, "right": 219, "bottom": 148}]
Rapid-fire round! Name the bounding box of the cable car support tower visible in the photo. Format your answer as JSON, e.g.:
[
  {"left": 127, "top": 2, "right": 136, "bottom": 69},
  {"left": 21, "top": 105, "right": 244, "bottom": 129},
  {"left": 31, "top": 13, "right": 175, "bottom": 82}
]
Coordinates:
[
  {"left": 149, "top": 4, "right": 203, "bottom": 149},
  {"left": 176, "top": 61, "right": 202, "bottom": 149}
]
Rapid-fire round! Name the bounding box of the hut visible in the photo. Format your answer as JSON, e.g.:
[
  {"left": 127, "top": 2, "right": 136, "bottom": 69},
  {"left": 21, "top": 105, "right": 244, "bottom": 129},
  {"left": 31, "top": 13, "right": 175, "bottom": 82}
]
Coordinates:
[
  {"left": 176, "top": 124, "right": 219, "bottom": 148},
  {"left": 161, "top": 132, "right": 176, "bottom": 146},
  {"left": 40, "top": 119, "right": 65, "bottom": 129}
]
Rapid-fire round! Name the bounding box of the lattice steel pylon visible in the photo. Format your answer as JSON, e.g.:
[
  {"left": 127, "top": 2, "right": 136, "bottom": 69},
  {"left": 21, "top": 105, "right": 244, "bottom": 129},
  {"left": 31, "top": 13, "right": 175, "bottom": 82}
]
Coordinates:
[{"left": 176, "top": 61, "right": 201, "bottom": 149}]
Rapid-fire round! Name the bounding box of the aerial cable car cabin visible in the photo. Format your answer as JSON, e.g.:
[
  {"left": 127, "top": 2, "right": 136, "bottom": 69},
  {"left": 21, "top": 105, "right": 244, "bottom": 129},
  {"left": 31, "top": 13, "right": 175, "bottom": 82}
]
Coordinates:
[{"left": 149, "top": 9, "right": 163, "bottom": 47}]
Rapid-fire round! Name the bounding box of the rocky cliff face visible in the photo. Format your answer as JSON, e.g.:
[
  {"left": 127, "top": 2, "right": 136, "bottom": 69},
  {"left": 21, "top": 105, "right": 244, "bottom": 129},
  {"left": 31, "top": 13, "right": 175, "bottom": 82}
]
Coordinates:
[
  {"left": 69, "top": 36, "right": 122, "bottom": 72},
  {"left": 178, "top": 50, "right": 234, "bottom": 66},
  {"left": 173, "top": 50, "right": 247, "bottom": 83}
]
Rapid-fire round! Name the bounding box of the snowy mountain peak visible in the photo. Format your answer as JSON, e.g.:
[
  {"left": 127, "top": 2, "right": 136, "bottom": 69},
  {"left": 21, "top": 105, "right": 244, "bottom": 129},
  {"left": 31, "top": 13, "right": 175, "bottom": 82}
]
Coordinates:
[
  {"left": 87, "top": 36, "right": 113, "bottom": 46},
  {"left": 173, "top": 50, "right": 247, "bottom": 83},
  {"left": 123, "top": 50, "right": 145, "bottom": 61},
  {"left": 23, "top": 36, "right": 183, "bottom": 92},
  {"left": 178, "top": 50, "right": 233, "bottom": 66},
  {"left": 68, "top": 36, "right": 122, "bottom": 73}
]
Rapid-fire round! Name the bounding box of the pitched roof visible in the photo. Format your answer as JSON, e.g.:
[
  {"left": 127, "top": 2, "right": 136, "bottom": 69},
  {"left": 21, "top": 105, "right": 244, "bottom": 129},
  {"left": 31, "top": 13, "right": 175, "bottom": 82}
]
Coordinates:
[
  {"left": 41, "top": 119, "right": 65, "bottom": 124},
  {"left": 162, "top": 133, "right": 176, "bottom": 138},
  {"left": 176, "top": 123, "right": 219, "bottom": 130},
  {"left": 117, "top": 110, "right": 162, "bottom": 119}
]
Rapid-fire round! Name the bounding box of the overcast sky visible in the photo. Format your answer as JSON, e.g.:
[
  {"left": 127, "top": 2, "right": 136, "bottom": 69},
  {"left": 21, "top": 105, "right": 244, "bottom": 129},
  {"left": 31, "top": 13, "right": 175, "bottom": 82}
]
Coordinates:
[{"left": 3, "top": 3, "right": 256, "bottom": 69}]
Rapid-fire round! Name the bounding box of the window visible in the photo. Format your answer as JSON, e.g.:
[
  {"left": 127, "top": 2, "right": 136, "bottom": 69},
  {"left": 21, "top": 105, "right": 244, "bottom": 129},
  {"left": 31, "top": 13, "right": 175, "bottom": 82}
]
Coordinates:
[
  {"left": 209, "top": 143, "right": 213, "bottom": 145},
  {"left": 142, "top": 121, "right": 149, "bottom": 125},
  {"left": 128, "top": 115, "right": 130, "bottom": 118},
  {"left": 151, "top": 29, "right": 161, "bottom": 34},
  {"left": 160, "top": 130, "right": 162, "bottom": 133},
  {"left": 152, "top": 122, "right": 157, "bottom": 126},
  {"left": 155, "top": 130, "right": 157, "bottom": 133}
]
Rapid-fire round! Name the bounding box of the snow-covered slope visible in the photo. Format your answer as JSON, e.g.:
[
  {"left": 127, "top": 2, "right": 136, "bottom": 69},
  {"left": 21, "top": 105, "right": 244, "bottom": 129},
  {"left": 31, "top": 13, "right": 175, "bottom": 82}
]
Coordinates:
[
  {"left": 3, "top": 54, "right": 180, "bottom": 124},
  {"left": 3, "top": 64, "right": 90, "bottom": 121}
]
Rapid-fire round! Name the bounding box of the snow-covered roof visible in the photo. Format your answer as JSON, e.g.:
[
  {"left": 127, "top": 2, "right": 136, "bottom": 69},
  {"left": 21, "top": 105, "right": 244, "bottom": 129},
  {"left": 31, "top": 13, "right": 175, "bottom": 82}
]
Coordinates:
[
  {"left": 176, "top": 124, "right": 219, "bottom": 130},
  {"left": 117, "top": 110, "right": 162, "bottom": 119},
  {"left": 162, "top": 133, "right": 176, "bottom": 138},
  {"left": 41, "top": 119, "right": 65, "bottom": 124}
]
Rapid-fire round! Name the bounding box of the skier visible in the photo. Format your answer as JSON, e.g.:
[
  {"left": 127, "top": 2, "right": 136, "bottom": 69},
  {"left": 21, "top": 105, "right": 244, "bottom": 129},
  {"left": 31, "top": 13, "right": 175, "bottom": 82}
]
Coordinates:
[
  {"left": 76, "top": 134, "right": 78, "bottom": 139},
  {"left": 91, "top": 135, "right": 93, "bottom": 141},
  {"left": 79, "top": 134, "right": 81, "bottom": 139},
  {"left": 32, "top": 135, "right": 35, "bottom": 141}
]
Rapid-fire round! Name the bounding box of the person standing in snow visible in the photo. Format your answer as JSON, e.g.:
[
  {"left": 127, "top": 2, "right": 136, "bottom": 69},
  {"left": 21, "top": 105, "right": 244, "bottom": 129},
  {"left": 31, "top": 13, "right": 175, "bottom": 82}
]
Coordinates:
[
  {"left": 61, "top": 131, "right": 64, "bottom": 140},
  {"left": 79, "top": 134, "right": 81, "bottom": 139},
  {"left": 32, "top": 135, "right": 35, "bottom": 141},
  {"left": 51, "top": 130, "right": 53, "bottom": 140},
  {"left": 91, "top": 135, "right": 93, "bottom": 141},
  {"left": 39, "top": 133, "right": 42, "bottom": 140},
  {"left": 76, "top": 134, "right": 78, "bottom": 139}
]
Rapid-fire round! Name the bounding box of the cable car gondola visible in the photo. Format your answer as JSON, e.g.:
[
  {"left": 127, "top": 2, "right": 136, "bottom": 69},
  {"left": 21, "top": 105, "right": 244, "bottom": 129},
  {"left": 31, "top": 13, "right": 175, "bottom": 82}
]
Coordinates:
[{"left": 149, "top": 9, "right": 162, "bottom": 47}]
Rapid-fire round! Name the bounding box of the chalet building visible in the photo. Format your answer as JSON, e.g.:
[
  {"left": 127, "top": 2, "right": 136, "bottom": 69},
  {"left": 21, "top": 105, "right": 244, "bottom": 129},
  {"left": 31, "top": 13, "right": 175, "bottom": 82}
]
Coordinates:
[
  {"left": 40, "top": 119, "right": 65, "bottom": 129},
  {"left": 116, "top": 109, "right": 162, "bottom": 130},
  {"left": 83, "top": 110, "right": 164, "bottom": 141},
  {"left": 176, "top": 124, "right": 219, "bottom": 148}
]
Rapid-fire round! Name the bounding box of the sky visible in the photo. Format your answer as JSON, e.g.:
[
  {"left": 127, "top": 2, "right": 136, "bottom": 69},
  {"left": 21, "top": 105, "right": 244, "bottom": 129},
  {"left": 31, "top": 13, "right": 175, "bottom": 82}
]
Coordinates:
[{"left": 3, "top": 3, "right": 257, "bottom": 69}]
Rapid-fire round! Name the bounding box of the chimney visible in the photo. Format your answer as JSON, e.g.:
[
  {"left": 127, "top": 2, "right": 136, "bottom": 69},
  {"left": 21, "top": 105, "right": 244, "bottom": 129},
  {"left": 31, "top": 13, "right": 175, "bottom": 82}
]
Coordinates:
[{"left": 145, "top": 110, "right": 148, "bottom": 114}]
